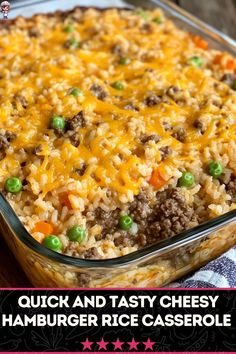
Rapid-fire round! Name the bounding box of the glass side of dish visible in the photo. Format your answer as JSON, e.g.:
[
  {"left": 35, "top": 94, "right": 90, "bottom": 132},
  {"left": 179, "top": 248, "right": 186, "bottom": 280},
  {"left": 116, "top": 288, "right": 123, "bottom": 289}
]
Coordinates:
[{"left": 0, "top": 0, "right": 236, "bottom": 287}]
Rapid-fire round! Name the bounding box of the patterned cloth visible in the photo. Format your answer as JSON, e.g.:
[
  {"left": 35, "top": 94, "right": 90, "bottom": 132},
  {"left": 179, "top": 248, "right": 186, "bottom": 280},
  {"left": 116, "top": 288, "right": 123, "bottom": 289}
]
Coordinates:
[{"left": 171, "top": 247, "right": 236, "bottom": 288}]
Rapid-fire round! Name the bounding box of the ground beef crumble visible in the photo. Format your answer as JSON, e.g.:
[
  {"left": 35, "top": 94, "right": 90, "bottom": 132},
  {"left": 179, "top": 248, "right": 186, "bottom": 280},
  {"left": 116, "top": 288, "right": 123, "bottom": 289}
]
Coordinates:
[
  {"left": 0, "top": 134, "right": 10, "bottom": 150},
  {"left": 32, "top": 145, "right": 43, "bottom": 155},
  {"left": 193, "top": 118, "right": 205, "bottom": 134},
  {"left": 75, "top": 163, "right": 87, "bottom": 176},
  {"left": 0, "top": 130, "right": 17, "bottom": 159},
  {"left": 53, "top": 111, "right": 86, "bottom": 145},
  {"left": 172, "top": 128, "right": 186, "bottom": 142},
  {"left": 129, "top": 191, "right": 154, "bottom": 223},
  {"left": 0, "top": 130, "right": 16, "bottom": 149},
  {"left": 0, "top": 150, "right": 6, "bottom": 160},
  {"left": 114, "top": 231, "right": 137, "bottom": 247},
  {"left": 226, "top": 178, "right": 236, "bottom": 203},
  {"left": 133, "top": 188, "right": 199, "bottom": 247},
  {"left": 90, "top": 207, "right": 121, "bottom": 239},
  {"left": 166, "top": 85, "right": 180, "bottom": 98},
  {"left": 162, "top": 122, "right": 172, "bottom": 131},
  {"left": 111, "top": 44, "right": 123, "bottom": 56},
  {"left": 28, "top": 28, "right": 40, "bottom": 37},
  {"left": 221, "top": 73, "right": 236, "bottom": 89},
  {"left": 84, "top": 247, "right": 101, "bottom": 259},
  {"left": 86, "top": 188, "right": 199, "bottom": 258},
  {"left": 68, "top": 131, "right": 80, "bottom": 147},
  {"left": 144, "top": 93, "right": 161, "bottom": 107},
  {"left": 14, "top": 94, "right": 28, "bottom": 109},
  {"left": 90, "top": 84, "right": 107, "bottom": 101},
  {"left": 140, "top": 23, "right": 153, "bottom": 34},
  {"left": 154, "top": 189, "right": 198, "bottom": 237},
  {"left": 160, "top": 146, "right": 172, "bottom": 160},
  {"left": 141, "top": 134, "right": 161, "bottom": 144},
  {"left": 124, "top": 103, "right": 139, "bottom": 111},
  {"left": 66, "top": 111, "right": 86, "bottom": 130}
]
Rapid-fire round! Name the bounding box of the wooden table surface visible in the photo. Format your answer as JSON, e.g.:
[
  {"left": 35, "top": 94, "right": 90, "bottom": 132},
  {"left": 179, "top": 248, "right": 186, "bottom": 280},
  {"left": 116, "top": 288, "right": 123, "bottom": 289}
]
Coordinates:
[
  {"left": 0, "top": 0, "right": 235, "bottom": 287},
  {"left": 171, "top": 0, "right": 236, "bottom": 40}
]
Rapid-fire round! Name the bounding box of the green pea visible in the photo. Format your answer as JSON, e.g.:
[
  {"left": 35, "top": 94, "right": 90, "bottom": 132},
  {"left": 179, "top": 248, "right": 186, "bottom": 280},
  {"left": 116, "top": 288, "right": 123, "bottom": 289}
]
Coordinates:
[
  {"left": 153, "top": 17, "right": 162, "bottom": 24},
  {"left": 119, "top": 57, "right": 130, "bottom": 65},
  {"left": 112, "top": 81, "right": 124, "bottom": 90},
  {"left": 207, "top": 161, "right": 223, "bottom": 178},
  {"left": 67, "top": 38, "right": 81, "bottom": 49},
  {"left": 189, "top": 56, "right": 203, "bottom": 67},
  {"left": 136, "top": 9, "right": 149, "bottom": 21},
  {"left": 50, "top": 115, "right": 66, "bottom": 130},
  {"left": 69, "top": 88, "right": 83, "bottom": 97},
  {"left": 63, "top": 24, "right": 74, "bottom": 33},
  {"left": 5, "top": 177, "right": 22, "bottom": 193},
  {"left": 43, "top": 235, "right": 62, "bottom": 252},
  {"left": 67, "top": 225, "right": 86, "bottom": 242},
  {"left": 178, "top": 172, "right": 195, "bottom": 187},
  {"left": 232, "top": 80, "right": 236, "bottom": 91},
  {"left": 119, "top": 215, "right": 133, "bottom": 231}
]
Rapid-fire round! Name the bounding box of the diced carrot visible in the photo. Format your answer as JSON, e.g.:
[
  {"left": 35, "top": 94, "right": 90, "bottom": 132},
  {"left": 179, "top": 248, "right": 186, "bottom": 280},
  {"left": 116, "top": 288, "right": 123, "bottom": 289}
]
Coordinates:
[
  {"left": 199, "top": 39, "right": 208, "bottom": 50},
  {"left": 59, "top": 192, "right": 72, "bottom": 210},
  {"left": 193, "top": 35, "right": 208, "bottom": 50},
  {"left": 149, "top": 169, "right": 166, "bottom": 189},
  {"left": 213, "top": 54, "right": 235, "bottom": 70},
  {"left": 33, "top": 221, "right": 54, "bottom": 236},
  {"left": 213, "top": 54, "right": 223, "bottom": 65},
  {"left": 226, "top": 58, "right": 235, "bottom": 71}
]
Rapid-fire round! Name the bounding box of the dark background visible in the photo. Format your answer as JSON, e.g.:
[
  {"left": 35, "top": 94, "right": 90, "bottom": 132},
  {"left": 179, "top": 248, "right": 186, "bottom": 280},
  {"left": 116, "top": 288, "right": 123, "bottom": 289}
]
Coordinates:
[
  {"left": 0, "top": 0, "right": 235, "bottom": 287},
  {"left": 171, "top": 0, "right": 236, "bottom": 40},
  {"left": 0, "top": 290, "right": 235, "bottom": 352}
]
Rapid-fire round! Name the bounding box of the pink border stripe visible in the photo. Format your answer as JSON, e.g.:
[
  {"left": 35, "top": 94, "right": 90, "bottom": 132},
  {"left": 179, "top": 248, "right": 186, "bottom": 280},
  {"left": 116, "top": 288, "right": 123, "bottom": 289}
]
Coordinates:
[
  {"left": 2, "top": 352, "right": 233, "bottom": 354},
  {"left": 0, "top": 287, "right": 234, "bottom": 290}
]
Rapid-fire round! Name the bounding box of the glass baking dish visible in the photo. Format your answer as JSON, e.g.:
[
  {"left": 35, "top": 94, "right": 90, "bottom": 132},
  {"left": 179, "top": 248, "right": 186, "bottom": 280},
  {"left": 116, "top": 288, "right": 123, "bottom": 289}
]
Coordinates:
[{"left": 1, "top": 0, "right": 236, "bottom": 288}]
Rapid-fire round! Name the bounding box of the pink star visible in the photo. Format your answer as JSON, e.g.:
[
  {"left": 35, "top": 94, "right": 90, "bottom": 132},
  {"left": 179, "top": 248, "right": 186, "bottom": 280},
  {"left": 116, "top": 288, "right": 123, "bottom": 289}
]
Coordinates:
[
  {"left": 127, "top": 338, "right": 139, "bottom": 350},
  {"left": 97, "top": 338, "right": 109, "bottom": 350},
  {"left": 81, "top": 338, "right": 93, "bottom": 350},
  {"left": 143, "top": 338, "right": 155, "bottom": 350},
  {"left": 112, "top": 338, "right": 124, "bottom": 350}
]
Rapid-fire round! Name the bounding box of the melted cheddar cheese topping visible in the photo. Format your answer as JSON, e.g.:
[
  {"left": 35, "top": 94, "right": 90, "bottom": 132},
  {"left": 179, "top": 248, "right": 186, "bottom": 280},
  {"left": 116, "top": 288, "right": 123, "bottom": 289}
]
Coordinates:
[{"left": 0, "top": 7, "right": 236, "bottom": 205}]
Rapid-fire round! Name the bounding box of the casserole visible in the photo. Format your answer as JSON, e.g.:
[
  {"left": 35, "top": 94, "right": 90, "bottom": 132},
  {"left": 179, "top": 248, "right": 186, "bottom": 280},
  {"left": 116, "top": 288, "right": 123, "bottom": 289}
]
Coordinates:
[{"left": 0, "top": 0, "right": 236, "bottom": 287}]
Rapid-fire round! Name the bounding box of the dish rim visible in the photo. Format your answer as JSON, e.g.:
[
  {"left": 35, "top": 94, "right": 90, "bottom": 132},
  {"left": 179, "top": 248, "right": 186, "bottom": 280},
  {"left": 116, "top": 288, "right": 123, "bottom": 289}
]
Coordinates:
[{"left": 1, "top": 0, "right": 236, "bottom": 269}]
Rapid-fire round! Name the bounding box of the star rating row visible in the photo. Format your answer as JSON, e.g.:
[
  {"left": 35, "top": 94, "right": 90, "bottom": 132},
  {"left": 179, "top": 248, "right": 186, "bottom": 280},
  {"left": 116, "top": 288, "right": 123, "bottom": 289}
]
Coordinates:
[{"left": 81, "top": 337, "right": 155, "bottom": 351}]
